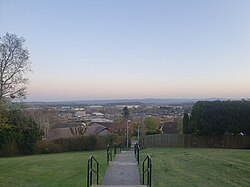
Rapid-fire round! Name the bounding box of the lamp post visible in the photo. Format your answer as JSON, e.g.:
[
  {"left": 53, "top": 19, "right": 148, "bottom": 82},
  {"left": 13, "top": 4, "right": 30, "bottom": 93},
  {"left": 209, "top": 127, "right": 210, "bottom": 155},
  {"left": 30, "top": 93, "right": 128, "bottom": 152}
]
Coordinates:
[
  {"left": 126, "top": 120, "right": 130, "bottom": 149},
  {"left": 137, "top": 126, "right": 140, "bottom": 143}
]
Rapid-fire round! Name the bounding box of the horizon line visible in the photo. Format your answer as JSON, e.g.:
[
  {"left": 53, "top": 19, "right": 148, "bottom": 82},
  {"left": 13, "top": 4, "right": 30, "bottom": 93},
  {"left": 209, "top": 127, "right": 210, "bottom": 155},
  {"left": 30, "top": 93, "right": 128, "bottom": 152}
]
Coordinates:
[{"left": 18, "top": 97, "right": 249, "bottom": 103}]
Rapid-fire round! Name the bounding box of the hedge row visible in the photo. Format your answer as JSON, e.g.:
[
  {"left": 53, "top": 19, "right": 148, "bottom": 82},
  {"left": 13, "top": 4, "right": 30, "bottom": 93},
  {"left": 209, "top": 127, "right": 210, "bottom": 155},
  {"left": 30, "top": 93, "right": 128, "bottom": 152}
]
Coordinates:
[{"left": 35, "top": 135, "right": 126, "bottom": 154}]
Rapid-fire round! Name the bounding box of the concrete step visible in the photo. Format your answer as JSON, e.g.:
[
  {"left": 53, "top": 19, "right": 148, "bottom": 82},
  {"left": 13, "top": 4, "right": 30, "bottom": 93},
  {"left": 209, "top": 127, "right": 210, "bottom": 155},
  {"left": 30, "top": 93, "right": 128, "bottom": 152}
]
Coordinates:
[
  {"left": 110, "top": 162, "right": 137, "bottom": 166},
  {"left": 92, "top": 185, "right": 147, "bottom": 187}
]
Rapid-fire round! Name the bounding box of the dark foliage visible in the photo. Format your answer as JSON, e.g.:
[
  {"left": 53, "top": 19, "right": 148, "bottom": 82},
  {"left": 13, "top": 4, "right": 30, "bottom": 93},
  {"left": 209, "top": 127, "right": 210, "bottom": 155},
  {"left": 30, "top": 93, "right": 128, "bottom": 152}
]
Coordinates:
[
  {"left": 183, "top": 112, "right": 191, "bottom": 134},
  {"left": 122, "top": 106, "right": 129, "bottom": 120},
  {"left": 145, "top": 129, "right": 161, "bottom": 135},
  {"left": 0, "top": 107, "right": 41, "bottom": 156},
  {"left": 35, "top": 135, "right": 126, "bottom": 154},
  {"left": 190, "top": 100, "right": 250, "bottom": 136}
]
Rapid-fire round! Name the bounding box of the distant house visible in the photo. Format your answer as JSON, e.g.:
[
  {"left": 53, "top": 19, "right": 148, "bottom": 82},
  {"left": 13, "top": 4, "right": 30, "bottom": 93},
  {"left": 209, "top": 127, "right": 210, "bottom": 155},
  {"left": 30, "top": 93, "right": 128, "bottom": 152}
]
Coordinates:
[
  {"left": 48, "top": 128, "right": 74, "bottom": 140},
  {"left": 75, "top": 111, "right": 87, "bottom": 117},
  {"left": 92, "top": 112, "right": 104, "bottom": 117},
  {"left": 52, "top": 122, "right": 86, "bottom": 129},
  {"left": 159, "top": 122, "right": 178, "bottom": 134},
  {"left": 47, "top": 123, "right": 111, "bottom": 140},
  {"left": 88, "top": 121, "right": 113, "bottom": 129},
  {"left": 85, "top": 123, "right": 111, "bottom": 135}
]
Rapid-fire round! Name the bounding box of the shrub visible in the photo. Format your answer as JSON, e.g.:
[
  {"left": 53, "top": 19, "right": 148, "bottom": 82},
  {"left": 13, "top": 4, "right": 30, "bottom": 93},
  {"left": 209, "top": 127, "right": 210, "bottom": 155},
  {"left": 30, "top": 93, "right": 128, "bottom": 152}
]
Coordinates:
[
  {"left": 190, "top": 100, "right": 250, "bottom": 135},
  {"left": 0, "top": 143, "right": 19, "bottom": 156},
  {"left": 35, "top": 135, "right": 126, "bottom": 154},
  {"left": 145, "top": 129, "right": 161, "bottom": 135},
  {"left": 0, "top": 107, "right": 41, "bottom": 156},
  {"left": 35, "top": 140, "right": 62, "bottom": 154}
]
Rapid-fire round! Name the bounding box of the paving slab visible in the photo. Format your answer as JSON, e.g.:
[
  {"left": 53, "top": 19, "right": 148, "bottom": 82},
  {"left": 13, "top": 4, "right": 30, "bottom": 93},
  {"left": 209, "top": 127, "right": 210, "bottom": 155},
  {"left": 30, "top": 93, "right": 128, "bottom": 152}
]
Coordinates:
[
  {"left": 102, "top": 151, "right": 140, "bottom": 185},
  {"left": 93, "top": 185, "right": 147, "bottom": 187}
]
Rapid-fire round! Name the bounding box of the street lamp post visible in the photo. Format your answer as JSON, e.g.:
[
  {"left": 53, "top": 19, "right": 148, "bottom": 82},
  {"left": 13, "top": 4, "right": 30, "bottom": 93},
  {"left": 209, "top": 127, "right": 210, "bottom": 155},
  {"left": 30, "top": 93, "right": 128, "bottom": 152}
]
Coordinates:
[
  {"left": 126, "top": 120, "right": 130, "bottom": 149},
  {"left": 137, "top": 126, "right": 140, "bottom": 143}
]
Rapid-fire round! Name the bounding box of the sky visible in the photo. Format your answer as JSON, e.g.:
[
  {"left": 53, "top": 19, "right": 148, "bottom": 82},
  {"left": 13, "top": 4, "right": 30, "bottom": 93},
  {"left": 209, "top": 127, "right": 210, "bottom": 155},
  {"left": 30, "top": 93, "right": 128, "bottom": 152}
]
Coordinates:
[{"left": 0, "top": 0, "right": 250, "bottom": 101}]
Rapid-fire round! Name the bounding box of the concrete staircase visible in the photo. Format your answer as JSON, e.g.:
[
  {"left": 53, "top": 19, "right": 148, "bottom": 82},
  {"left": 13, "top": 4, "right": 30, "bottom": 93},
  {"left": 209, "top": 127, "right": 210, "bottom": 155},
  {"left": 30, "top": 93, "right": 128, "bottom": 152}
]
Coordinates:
[
  {"left": 100, "top": 151, "right": 145, "bottom": 187},
  {"left": 92, "top": 185, "right": 147, "bottom": 187}
]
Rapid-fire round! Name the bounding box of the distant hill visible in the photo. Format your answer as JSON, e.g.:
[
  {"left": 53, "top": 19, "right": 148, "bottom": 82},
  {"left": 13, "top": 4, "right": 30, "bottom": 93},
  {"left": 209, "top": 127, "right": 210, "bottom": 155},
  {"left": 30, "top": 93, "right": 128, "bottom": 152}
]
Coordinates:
[{"left": 23, "top": 98, "right": 229, "bottom": 106}]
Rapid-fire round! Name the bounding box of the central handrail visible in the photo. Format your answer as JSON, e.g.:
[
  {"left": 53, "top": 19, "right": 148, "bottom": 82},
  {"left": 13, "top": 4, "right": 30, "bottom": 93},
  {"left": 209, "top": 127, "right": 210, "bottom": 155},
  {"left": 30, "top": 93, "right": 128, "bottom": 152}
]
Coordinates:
[
  {"left": 87, "top": 155, "right": 99, "bottom": 187},
  {"left": 142, "top": 154, "right": 152, "bottom": 187},
  {"left": 134, "top": 143, "right": 140, "bottom": 164},
  {"left": 107, "top": 144, "right": 112, "bottom": 164}
]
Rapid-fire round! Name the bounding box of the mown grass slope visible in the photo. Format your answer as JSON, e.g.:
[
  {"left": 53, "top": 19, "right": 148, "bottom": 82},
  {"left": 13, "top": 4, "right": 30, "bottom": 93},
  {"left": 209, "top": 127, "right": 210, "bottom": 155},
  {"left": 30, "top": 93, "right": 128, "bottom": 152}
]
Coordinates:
[
  {"left": 1, "top": 148, "right": 249, "bottom": 187},
  {"left": 140, "top": 147, "right": 250, "bottom": 187},
  {"left": 0, "top": 150, "right": 106, "bottom": 187}
]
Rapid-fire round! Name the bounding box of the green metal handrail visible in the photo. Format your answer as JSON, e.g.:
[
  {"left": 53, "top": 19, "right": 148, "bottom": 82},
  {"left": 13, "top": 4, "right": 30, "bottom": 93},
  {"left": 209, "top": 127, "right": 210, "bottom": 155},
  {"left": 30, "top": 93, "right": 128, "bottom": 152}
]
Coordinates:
[
  {"left": 87, "top": 155, "right": 99, "bottom": 187},
  {"left": 134, "top": 143, "right": 140, "bottom": 164},
  {"left": 107, "top": 144, "right": 112, "bottom": 164},
  {"left": 142, "top": 154, "right": 152, "bottom": 187}
]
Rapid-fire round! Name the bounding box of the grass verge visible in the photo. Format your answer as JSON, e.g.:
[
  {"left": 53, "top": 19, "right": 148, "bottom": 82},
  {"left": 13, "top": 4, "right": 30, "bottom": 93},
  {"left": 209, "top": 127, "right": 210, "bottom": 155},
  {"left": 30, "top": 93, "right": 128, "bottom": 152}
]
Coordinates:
[
  {"left": 140, "top": 147, "right": 250, "bottom": 187},
  {"left": 0, "top": 150, "right": 106, "bottom": 187}
]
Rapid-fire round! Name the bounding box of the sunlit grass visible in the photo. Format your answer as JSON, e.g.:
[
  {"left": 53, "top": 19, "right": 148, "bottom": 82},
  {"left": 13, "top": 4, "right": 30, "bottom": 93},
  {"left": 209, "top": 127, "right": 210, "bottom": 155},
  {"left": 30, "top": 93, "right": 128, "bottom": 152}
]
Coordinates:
[
  {"left": 1, "top": 148, "right": 249, "bottom": 186},
  {"left": 140, "top": 147, "right": 250, "bottom": 187},
  {"left": 0, "top": 150, "right": 106, "bottom": 187}
]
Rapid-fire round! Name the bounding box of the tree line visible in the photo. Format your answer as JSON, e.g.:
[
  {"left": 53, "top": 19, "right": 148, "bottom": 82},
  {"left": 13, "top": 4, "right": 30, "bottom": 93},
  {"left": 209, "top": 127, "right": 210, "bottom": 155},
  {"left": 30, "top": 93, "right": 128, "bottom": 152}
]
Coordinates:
[
  {"left": 0, "top": 104, "right": 41, "bottom": 156},
  {"left": 0, "top": 33, "right": 41, "bottom": 156},
  {"left": 183, "top": 100, "right": 250, "bottom": 136}
]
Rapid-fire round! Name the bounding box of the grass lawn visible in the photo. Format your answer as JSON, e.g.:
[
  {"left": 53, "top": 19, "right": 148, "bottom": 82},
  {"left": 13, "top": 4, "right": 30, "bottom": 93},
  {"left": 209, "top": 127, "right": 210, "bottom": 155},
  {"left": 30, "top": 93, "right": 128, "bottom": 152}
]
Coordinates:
[
  {"left": 1, "top": 148, "right": 249, "bottom": 187},
  {"left": 140, "top": 147, "right": 250, "bottom": 187},
  {"left": 0, "top": 150, "right": 106, "bottom": 187}
]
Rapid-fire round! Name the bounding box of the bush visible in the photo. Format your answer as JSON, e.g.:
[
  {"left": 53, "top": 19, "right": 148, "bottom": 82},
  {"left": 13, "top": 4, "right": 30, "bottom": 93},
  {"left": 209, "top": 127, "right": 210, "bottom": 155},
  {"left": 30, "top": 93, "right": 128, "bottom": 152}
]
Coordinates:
[
  {"left": 190, "top": 100, "right": 250, "bottom": 136},
  {"left": 0, "top": 107, "right": 41, "bottom": 156},
  {"left": 145, "top": 129, "right": 161, "bottom": 135},
  {"left": 35, "top": 135, "right": 126, "bottom": 154},
  {"left": 0, "top": 143, "right": 19, "bottom": 156},
  {"left": 35, "top": 140, "right": 62, "bottom": 154},
  {"left": 53, "top": 135, "right": 97, "bottom": 152}
]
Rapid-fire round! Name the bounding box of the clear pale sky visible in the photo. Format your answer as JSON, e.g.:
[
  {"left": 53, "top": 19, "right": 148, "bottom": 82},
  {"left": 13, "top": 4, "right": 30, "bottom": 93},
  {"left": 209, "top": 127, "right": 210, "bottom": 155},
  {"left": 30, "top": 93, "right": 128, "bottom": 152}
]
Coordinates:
[{"left": 1, "top": 0, "right": 250, "bottom": 101}]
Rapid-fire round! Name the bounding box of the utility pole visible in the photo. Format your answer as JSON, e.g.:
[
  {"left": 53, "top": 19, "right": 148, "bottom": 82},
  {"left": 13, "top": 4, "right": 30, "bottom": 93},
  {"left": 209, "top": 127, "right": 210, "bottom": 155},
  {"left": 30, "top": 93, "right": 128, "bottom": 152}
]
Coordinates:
[
  {"left": 137, "top": 126, "right": 140, "bottom": 143},
  {"left": 126, "top": 120, "right": 130, "bottom": 149}
]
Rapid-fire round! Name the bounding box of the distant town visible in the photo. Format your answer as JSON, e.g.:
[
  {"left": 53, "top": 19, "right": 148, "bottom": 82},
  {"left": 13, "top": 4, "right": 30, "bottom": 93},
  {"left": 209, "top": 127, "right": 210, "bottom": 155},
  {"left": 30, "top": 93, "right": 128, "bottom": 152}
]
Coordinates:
[{"left": 23, "top": 100, "right": 194, "bottom": 140}]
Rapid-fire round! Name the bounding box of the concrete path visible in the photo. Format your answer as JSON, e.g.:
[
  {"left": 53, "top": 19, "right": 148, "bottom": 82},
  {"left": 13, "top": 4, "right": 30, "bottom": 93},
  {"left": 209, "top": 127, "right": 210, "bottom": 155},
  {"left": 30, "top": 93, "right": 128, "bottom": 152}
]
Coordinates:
[
  {"left": 92, "top": 185, "right": 147, "bottom": 187},
  {"left": 102, "top": 151, "right": 141, "bottom": 185}
]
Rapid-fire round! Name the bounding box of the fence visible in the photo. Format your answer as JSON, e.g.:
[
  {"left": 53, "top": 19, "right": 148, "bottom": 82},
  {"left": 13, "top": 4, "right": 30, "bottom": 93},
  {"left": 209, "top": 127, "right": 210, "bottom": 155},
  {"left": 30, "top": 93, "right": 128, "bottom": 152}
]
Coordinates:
[{"left": 141, "top": 134, "right": 250, "bottom": 149}]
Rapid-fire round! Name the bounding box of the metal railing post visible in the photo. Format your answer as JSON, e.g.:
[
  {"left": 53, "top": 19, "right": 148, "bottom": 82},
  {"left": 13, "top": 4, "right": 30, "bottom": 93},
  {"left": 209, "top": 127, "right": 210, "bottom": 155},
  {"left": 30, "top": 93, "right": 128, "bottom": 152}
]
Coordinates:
[
  {"left": 97, "top": 162, "right": 99, "bottom": 185},
  {"left": 134, "top": 143, "right": 139, "bottom": 164},
  {"left": 137, "top": 147, "right": 140, "bottom": 164},
  {"left": 87, "top": 155, "right": 99, "bottom": 187},
  {"left": 107, "top": 145, "right": 109, "bottom": 164},
  {"left": 107, "top": 144, "right": 113, "bottom": 164},
  {"left": 142, "top": 159, "right": 145, "bottom": 184},
  {"left": 90, "top": 157, "right": 92, "bottom": 186},
  {"left": 147, "top": 158, "right": 149, "bottom": 186},
  {"left": 87, "top": 159, "right": 90, "bottom": 187},
  {"left": 149, "top": 158, "right": 152, "bottom": 187},
  {"left": 114, "top": 143, "right": 117, "bottom": 156},
  {"left": 142, "top": 155, "right": 152, "bottom": 187}
]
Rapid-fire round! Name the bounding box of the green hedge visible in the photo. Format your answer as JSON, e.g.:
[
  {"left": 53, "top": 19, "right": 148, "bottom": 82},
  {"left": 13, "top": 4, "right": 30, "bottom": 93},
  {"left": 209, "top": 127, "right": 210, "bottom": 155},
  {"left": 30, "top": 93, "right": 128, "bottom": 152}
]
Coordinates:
[
  {"left": 35, "top": 135, "right": 126, "bottom": 154},
  {"left": 0, "top": 108, "right": 41, "bottom": 156},
  {"left": 191, "top": 100, "right": 250, "bottom": 135}
]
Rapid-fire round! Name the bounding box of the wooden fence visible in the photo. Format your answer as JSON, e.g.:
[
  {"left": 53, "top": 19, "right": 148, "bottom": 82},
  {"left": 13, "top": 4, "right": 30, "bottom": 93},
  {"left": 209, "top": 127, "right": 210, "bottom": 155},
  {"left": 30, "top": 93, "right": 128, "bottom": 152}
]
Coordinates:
[{"left": 140, "top": 134, "right": 250, "bottom": 149}]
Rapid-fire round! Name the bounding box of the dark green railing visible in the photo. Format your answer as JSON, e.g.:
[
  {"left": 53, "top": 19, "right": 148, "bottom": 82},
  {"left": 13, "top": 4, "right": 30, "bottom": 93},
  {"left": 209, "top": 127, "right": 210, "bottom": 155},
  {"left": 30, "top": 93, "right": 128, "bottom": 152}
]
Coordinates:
[
  {"left": 119, "top": 143, "right": 124, "bottom": 152},
  {"left": 142, "top": 154, "right": 152, "bottom": 187},
  {"left": 107, "top": 144, "right": 124, "bottom": 164},
  {"left": 114, "top": 143, "right": 117, "bottom": 156},
  {"left": 107, "top": 144, "right": 112, "bottom": 164},
  {"left": 134, "top": 143, "right": 140, "bottom": 164},
  {"left": 87, "top": 155, "right": 99, "bottom": 187}
]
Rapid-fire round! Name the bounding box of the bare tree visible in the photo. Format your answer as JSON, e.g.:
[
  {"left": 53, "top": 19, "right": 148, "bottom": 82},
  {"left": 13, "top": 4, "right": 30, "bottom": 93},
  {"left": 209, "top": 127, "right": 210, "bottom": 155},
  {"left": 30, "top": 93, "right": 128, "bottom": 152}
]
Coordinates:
[{"left": 0, "top": 33, "right": 31, "bottom": 102}]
